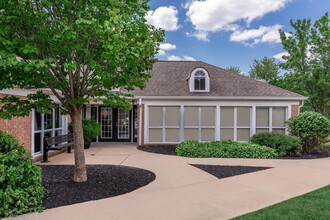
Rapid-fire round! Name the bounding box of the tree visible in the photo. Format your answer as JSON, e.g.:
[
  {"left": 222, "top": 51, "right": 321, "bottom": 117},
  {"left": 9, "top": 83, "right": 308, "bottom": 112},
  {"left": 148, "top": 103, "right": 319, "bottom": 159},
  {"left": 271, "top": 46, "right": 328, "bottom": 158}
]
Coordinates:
[
  {"left": 0, "top": 0, "right": 164, "bottom": 182},
  {"left": 226, "top": 66, "right": 242, "bottom": 74},
  {"left": 279, "top": 12, "right": 330, "bottom": 117},
  {"left": 248, "top": 57, "right": 280, "bottom": 83}
]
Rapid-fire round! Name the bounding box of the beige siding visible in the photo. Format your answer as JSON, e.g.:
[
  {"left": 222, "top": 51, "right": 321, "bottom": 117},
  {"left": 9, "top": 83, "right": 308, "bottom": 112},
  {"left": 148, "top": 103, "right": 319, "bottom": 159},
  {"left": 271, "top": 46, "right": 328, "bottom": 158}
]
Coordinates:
[
  {"left": 185, "top": 128, "right": 198, "bottom": 141},
  {"left": 149, "top": 106, "right": 162, "bottom": 126},
  {"left": 220, "top": 107, "right": 234, "bottom": 126},
  {"left": 237, "top": 107, "right": 250, "bottom": 127},
  {"left": 220, "top": 128, "right": 234, "bottom": 140},
  {"left": 256, "top": 107, "right": 269, "bottom": 127},
  {"left": 165, "top": 106, "right": 180, "bottom": 126},
  {"left": 272, "top": 107, "right": 286, "bottom": 127},
  {"left": 202, "top": 128, "right": 214, "bottom": 141},
  {"left": 201, "top": 107, "right": 215, "bottom": 126},
  {"left": 184, "top": 107, "right": 198, "bottom": 126},
  {"left": 166, "top": 128, "right": 180, "bottom": 142},
  {"left": 149, "top": 128, "right": 162, "bottom": 142}
]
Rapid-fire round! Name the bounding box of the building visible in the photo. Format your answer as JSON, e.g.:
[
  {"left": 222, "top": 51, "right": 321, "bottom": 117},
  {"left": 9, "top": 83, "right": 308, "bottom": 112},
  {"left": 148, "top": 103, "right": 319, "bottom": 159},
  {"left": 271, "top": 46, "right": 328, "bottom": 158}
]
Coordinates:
[{"left": 0, "top": 61, "right": 306, "bottom": 157}]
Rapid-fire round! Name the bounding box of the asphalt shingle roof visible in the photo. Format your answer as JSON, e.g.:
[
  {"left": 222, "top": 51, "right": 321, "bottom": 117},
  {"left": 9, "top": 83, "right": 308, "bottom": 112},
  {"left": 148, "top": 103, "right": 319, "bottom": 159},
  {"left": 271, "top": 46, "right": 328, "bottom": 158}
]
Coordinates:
[{"left": 131, "top": 61, "right": 305, "bottom": 99}]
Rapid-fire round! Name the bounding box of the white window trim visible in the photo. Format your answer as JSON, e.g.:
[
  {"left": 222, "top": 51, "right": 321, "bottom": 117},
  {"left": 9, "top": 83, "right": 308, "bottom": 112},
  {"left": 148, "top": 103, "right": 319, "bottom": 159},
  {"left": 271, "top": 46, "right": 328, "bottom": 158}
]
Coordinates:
[{"left": 189, "top": 68, "right": 210, "bottom": 93}]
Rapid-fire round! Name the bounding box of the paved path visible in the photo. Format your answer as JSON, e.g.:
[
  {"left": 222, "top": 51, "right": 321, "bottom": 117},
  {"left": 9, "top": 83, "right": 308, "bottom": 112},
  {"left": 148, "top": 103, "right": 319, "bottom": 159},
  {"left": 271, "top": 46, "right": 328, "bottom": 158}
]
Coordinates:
[{"left": 10, "top": 143, "right": 330, "bottom": 220}]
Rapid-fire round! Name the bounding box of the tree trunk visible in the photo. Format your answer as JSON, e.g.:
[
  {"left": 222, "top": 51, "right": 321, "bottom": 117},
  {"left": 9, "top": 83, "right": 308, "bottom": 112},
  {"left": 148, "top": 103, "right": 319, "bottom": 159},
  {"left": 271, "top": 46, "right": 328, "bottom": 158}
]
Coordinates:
[{"left": 71, "top": 109, "right": 87, "bottom": 182}]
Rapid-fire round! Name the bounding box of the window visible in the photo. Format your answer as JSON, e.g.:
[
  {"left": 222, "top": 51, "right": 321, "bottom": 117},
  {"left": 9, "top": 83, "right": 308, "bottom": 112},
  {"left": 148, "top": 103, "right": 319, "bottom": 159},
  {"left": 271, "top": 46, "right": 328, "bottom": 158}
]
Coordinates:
[
  {"left": 33, "top": 107, "right": 64, "bottom": 155},
  {"left": 194, "top": 71, "right": 206, "bottom": 90},
  {"left": 189, "top": 68, "right": 210, "bottom": 92},
  {"left": 256, "top": 107, "right": 287, "bottom": 134}
]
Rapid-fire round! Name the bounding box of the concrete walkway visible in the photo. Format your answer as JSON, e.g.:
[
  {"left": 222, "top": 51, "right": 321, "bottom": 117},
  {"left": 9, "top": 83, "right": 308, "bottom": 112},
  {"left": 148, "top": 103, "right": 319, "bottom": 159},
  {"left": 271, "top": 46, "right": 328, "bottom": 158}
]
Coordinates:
[{"left": 11, "top": 143, "right": 330, "bottom": 220}]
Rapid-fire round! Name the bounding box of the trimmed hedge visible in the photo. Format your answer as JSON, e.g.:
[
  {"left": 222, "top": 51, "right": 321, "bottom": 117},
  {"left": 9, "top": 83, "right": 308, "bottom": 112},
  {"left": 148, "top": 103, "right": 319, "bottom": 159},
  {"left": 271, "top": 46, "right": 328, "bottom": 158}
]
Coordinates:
[
  {"left": 0, "top": 131, "right": 43, "bottom": 217},
  {"left": 286, "top": 111, "right": 330, "bottom": 153},
  {"left": 250, "top": 132, "right": 301, "bottom": 156},
  {"left": 176, "top": 140, "right": 278, "bottom": 159}
]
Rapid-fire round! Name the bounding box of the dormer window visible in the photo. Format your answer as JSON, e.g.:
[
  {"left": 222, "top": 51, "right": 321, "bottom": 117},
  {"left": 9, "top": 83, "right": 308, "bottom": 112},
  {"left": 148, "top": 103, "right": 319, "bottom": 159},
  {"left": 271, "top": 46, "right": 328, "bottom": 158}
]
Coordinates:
[
  {"left": 194, "top": 71, "right": 206, "bottom": 90},
  {"left": 189, "top": 68, "right": 210, "bottom": 92}
]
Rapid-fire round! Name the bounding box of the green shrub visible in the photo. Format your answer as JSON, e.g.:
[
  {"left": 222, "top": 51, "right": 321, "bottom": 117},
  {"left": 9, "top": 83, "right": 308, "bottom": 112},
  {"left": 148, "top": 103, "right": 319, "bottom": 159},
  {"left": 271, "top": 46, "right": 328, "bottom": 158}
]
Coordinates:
[
  {"left": 0, "top": 131, "right": 43, "bottom": 217},
  {"left": 176, "top": 140, "right": 278, "bottom": 159},
  {"left": 286, "top": 111, "right": 330, "bottom": 153},
  {"left": 250, "top": 132, "right": 301, "bottom": 156},
  {"left": 69, "top": 118, "right": 101, "bottom": 141}
]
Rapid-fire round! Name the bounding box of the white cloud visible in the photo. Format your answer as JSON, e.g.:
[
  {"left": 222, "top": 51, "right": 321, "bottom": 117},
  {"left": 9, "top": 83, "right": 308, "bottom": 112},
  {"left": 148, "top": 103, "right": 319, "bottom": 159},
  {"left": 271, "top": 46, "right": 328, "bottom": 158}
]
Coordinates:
[
  {"left": 146, "top": 6, "right": 179, "bottom": 31},
  {"left": 273, "top": 51, "right": 289, "bottom": 62},
  {"left": 230, "top": 24, "right": 283, "bottom": 46},
  {"left": 167, "top": 55, "right": 196, "bottom": 61},
  {"left": 186, "top": 31, "right": 210, "bottom": 42},
  {"left": 185, "top": 0, "right": 291, "bottom": 41},
  {"left": 159, "top": 43, "right": 176, "bottom": 51},
  {"left": 157, "top": 43, "right": 177, "bottom": 56}
]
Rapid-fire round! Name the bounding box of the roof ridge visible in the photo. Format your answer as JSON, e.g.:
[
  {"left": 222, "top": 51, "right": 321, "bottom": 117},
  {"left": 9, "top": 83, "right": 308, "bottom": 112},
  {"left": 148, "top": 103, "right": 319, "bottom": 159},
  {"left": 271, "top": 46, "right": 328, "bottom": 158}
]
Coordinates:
[{"left": 200, "top": 61, "right": 305, "bottom": 98}]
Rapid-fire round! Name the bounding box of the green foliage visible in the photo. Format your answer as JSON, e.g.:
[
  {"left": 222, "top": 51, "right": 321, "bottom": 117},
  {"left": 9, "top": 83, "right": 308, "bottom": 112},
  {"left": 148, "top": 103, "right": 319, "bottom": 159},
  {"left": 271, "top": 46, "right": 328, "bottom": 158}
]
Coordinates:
[
  {"left": 0, "top": 0, "right": 164, "bottom": 117},
  {"left": 234, "top": 185, "right": 330, "bottom": 220},
  {"left": 279, "top": 12, "right": 330, "bottom": 117},
  {"left": 69, "top": 118, "right": 101, "bottom": 141},
  {"left": 286, "top": 111, "right": 330, "bottom": 153},
  {"left": 0, "top": 131, "right": 43, "bottom": 217},
  {"left": 248, "top": 57, "right": 280, "bottom": 84},
  {"left": 176, "top": 141, "right": 278, "bottom": 159},
  {"left": 226, "top": 66, "right": 242, "bottom": 74},
  {"left": 250, "top": 132, "right": 301, "bottom": 156}
]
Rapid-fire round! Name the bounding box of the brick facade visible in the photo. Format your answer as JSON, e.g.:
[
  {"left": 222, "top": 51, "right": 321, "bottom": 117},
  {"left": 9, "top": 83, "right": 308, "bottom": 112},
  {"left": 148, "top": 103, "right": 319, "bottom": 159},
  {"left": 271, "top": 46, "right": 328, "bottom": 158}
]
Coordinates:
[
  {"left": 291, "top": 105, "right": 299, "bottom": 117},
  {"left": 136, "top": 104, "right": 145, "bottom": 146},
  {"left": 0, "top": 94, "right": 32, "bottom": 152}
]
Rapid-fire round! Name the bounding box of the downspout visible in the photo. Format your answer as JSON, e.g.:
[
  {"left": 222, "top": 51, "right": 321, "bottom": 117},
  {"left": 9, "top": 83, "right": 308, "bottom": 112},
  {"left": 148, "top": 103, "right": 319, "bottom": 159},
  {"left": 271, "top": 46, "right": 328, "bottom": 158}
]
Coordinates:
[
  {"left": 138, "top": 98, "right": 142, "bottom": 146},
  {"left": 298, "top": 100, "right": 304, "bottom": 113}
]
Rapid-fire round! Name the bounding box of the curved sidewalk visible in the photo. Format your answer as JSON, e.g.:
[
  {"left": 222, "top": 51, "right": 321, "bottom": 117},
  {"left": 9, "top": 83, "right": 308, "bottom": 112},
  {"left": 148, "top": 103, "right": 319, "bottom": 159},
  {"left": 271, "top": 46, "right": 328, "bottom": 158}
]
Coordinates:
[{"left": 10, "top": 143, "right": 330, "bottom": 220}]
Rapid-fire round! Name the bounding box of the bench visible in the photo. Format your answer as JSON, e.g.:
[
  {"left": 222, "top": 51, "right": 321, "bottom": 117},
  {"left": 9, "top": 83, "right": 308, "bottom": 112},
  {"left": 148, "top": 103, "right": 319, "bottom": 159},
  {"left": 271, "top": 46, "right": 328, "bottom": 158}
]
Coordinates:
[{"left": 43, "top": 133, "right": 74, "bottom": 162}]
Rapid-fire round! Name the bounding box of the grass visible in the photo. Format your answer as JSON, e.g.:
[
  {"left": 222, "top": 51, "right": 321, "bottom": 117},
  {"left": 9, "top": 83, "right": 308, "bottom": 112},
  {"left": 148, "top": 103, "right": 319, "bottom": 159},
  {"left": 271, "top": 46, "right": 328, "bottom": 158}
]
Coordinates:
[{"left": 234, "top": 185, "right": 330, "bottom": 220}]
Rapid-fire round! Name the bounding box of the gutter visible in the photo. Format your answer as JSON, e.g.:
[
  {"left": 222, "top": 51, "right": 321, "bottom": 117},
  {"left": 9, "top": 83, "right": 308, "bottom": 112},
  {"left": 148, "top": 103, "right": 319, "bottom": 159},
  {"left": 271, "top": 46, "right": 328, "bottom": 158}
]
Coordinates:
[{"left": 134, "top": 96, "right": 308, "bottom": 101}]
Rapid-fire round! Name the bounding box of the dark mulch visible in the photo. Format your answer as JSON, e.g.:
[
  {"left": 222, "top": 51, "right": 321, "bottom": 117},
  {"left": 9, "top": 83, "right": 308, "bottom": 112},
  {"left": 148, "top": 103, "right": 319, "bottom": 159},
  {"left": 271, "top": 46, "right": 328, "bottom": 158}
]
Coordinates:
[
  {"left": 191, "top": 164, "right": 272, "bottom": 179},
  {"left": 137, "top": 145, "right": 330, "bottom": 159},
  {"left": 137, "top": 145, "right": 177, "bottom": 155},
  {"left": 41, "top": 165, "right": 155, "bottom": 209}
]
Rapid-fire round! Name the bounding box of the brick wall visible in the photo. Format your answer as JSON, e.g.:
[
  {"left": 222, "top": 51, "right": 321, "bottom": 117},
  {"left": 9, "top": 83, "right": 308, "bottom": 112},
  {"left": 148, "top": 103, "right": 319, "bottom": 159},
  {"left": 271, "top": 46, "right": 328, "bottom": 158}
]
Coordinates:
[
  {"left": 291, "top": 105, "right": 299, "bottom": 117},
  {"left": 136, "top": 104, "right": 145, "bottom": 146},
  {"left": 0, "top": 94, "right": 32, "bottom": 152}
]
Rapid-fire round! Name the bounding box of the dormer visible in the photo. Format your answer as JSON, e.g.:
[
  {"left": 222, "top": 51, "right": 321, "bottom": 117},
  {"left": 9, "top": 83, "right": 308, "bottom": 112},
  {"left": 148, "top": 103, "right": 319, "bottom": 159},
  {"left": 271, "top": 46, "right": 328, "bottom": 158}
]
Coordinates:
[{"left": 189, "top": 68, "right": 210, "bottom": 92}]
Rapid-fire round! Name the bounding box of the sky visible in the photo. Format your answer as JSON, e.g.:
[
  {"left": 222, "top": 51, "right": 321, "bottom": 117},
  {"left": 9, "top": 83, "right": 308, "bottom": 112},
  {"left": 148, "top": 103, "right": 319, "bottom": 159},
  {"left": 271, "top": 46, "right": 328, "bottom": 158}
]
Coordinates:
[{"left": 146, "top": 0, "right": 330, "bottom": 73}]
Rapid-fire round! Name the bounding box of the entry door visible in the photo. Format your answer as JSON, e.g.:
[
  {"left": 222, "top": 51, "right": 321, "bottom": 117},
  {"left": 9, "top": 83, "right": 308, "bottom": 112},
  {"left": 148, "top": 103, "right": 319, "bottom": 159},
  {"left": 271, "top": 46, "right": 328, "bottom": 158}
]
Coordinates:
[{"left": 98, "top": 107, "right": 131, "bottom": 142}]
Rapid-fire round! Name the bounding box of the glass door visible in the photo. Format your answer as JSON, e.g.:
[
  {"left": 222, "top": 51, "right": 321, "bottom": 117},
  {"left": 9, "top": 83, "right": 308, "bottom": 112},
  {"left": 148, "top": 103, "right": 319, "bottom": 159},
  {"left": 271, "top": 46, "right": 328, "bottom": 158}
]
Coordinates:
[
  {"left": 100, "top": 107, "right": 112, "bottom": 139},
  {"left": 117, "top": 109, "right": 130, "bottom": 140}
]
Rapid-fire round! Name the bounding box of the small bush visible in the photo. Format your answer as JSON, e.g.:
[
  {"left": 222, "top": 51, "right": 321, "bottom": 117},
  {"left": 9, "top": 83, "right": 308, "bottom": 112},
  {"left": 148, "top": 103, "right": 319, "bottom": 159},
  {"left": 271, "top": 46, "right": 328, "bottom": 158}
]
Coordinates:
[
  {"left": 250, "top": 132, "right": 301, "bottom": 156},
  {"left": 0, "top": 131, "right": 43, "bottom": 217},
  {"left": 286, "top": 111, "right": 330, "bottom": 153},
  {"left": 176, "top": 140, "right": 278, "bottom": 159},
  {"left": 69, "top": 118, "right": 101, "bottom": 141}
]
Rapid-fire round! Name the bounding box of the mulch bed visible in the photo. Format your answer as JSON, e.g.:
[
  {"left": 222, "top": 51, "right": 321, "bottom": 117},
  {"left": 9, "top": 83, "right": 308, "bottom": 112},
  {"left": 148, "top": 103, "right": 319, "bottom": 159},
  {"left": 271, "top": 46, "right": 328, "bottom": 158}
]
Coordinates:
[
  {"left": 41, "top": 165, "right": 155, "bottom": 209},
  {"left": 191, "top": 164, "right": 272, "bottom": 179},
  {"left": 137, "top": 145, "right": 330, "bottom": 159}
]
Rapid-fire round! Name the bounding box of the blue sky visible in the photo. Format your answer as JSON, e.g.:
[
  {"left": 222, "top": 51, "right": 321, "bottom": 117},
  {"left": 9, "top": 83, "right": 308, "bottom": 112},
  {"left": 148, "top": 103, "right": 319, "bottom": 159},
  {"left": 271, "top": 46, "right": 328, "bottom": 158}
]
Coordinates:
[{"left": 146, "top": 0, "right": 330, "bottom": 73}]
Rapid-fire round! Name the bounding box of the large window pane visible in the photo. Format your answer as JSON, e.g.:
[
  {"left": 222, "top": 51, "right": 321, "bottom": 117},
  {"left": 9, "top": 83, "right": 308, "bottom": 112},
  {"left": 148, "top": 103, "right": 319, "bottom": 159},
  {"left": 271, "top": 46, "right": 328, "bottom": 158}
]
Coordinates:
[
  {"left": 34, "top": 133, "right": 42, "bottom": 153},
  {"left": 149, "top": 128, "right": 162, "bottom": 142},
  {"left": 256, "top": 107, "right": 269, "bottom": 127},
  {"left": 202, "top": 128, "right": 214, "bottom": 141},
  {"left": 185, "top": 128, "right": 198, "bottom": 141},
  {"left": 149, "top": 107, "right": 163, "bottom": 127},
  {"left": 272, "top": 128, "right": 286, "bottom": 134},
  {"left": 220, "top": 107, "right": 234, "bottom": 127},
  {"left": 237, "top": 128, "right": 250, "bottom": 141},
  {"left": 185, "top": 107, "right": 198, "bottom": 126},
  {"left": 201, "top": 107, "right": 215, "bottom": 126},
  {"left": 44, "top": 112, "right": 53, "bottom": 130},
  {"left": 166, "top": 128, "right": 179, "bottom": 142},
  {"left": 55, "top": 108, "right": 62, "bottom": 128},
  {"left": 256, "top": 128, "right": 269, "bottom": 133},
  {"left": 237, "top": 107, "right": 251, "bottom": 127},
  {"left": 34, "top": 111, "right": 42, "bottom": 131},
  {"left": 165, "top": 107, "right": 180, "bottom": 126},
  {"left": 272, "top": 107, "right": 286, "bottom": 127},
  {"left": 220, "top": 128, "right": 234, "bottom": 140}
]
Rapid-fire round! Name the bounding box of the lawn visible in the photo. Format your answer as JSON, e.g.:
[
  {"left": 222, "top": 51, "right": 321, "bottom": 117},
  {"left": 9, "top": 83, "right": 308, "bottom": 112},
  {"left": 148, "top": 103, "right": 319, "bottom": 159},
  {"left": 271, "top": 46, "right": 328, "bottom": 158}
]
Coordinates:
[{"left": 234, "top": 185, "right": 330, "bottom": 220}]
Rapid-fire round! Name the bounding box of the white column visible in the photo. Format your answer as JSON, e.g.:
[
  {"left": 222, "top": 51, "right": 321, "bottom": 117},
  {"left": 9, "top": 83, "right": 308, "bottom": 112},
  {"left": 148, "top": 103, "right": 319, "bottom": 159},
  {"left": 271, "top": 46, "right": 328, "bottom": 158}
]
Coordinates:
[
  {"left": 215, "top": 105, "right": 220, "bottom": 141},
  {"left": 251, "top": 106, "right": 256, "bottom": 136},
  {"left": 180, "top": 105, "right": 184, "bottom": 142}
]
